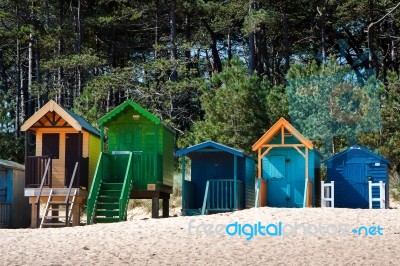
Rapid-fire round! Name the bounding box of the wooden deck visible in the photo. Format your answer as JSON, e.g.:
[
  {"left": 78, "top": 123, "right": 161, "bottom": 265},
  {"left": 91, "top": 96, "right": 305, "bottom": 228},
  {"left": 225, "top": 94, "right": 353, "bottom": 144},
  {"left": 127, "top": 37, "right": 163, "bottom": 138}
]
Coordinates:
[{"left": 25, "top": 188, "right": 88, "bottom": 228}]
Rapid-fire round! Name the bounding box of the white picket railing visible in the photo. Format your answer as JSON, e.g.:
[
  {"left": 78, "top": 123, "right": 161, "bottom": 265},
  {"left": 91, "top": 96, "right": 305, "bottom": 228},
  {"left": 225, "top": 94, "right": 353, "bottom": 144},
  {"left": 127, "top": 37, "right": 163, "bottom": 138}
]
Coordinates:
[
  {"left": 368, "top": 181, "right": 385, "bottom": 209},
  {"left": 321, "top": 181, "right": 334, "bottom": 208}
]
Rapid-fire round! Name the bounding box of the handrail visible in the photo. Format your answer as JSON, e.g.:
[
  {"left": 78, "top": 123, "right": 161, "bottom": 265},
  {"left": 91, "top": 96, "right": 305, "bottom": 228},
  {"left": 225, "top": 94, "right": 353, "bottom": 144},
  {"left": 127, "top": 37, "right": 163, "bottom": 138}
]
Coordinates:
[
  {"left": 201, "top": 181, "right": 210, "bottom": 215},
  {"left": 35, "top": 158, "right": 52, "bottom": 228},
  {"left": 65, "top": 162, "right": 79, "bottom": 226},
  {"left": 87, "top": 152, "right": 105, "bottom": 225},
  {"left": 119, "top": 152, "right": 133, "bottom": 221},
  {"left": 255, "top": 179, "right": 261, "bottom": 208},
  {"left": 201, "top": 179, "right": 244, "bottom": 215}
]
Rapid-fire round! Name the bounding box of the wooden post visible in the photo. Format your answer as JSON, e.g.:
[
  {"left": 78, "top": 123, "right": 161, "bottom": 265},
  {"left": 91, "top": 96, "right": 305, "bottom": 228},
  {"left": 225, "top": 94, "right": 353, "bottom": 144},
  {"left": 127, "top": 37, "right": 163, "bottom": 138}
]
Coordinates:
[
  {"left": 25, "top": 131, "right": 29, "bottom": 187},
  {"left": 162, "top": 198, "right": 169, "bottom": 217},
  {"left": 234, "top": 155, "right": 237, "bottom": 209},
  {"left": 368, "top": 181, "right": 372, "bottom": 209},
  {"left": 72, "top": 204, "right": 80, "bottom": 226},
  {"left": 181, "top": 156, "right": 186, "bottom": 210},
  {"left": 152, "top": 197, "right": 159, "bottom": 218},
  {"left": 30, "top": 203, "right": 37, "bottom": 228},
  {"left": 51, "top": 204, "right": 59, "bottom": 223},
  {"left": 77, "top": 131, "right": 82, "bottom": 187},
  {"left": 154, "top": 124, "right": 158, "bottom": 180},
  {"left": 257, "top": 148, "right": 261, "bottom": 178},
  {"left": 100, "top": 125, "right": 104, "bottom": 153},
  {"left": 303, "top": 147, "right": 309, "bottom": 208},
  {"left": 321, "top": 181, "right": 324, "bottom": 207}
]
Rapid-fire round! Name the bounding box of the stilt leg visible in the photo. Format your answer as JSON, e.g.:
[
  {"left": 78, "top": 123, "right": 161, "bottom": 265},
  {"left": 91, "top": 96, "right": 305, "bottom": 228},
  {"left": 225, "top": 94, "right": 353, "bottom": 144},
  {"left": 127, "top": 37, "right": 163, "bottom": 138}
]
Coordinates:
[
  {"left": 72, "top": 204, "right": 80, "bottom": 226},
  {"left": 31, "top": 203, "right": 37, "bottom": 228},
  {"left": 152, "top": 197, "right": 159, "bottom": 218},
  {"left": 162, "top": 198, "right": 169, "bottom": 218}
]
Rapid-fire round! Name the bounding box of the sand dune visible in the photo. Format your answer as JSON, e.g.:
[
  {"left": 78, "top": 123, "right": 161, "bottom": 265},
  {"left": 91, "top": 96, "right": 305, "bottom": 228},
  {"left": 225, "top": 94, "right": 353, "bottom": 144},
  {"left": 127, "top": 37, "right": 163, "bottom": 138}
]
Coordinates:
[{"left": 1, "top": 207, "right": 399, "bottom": 265}]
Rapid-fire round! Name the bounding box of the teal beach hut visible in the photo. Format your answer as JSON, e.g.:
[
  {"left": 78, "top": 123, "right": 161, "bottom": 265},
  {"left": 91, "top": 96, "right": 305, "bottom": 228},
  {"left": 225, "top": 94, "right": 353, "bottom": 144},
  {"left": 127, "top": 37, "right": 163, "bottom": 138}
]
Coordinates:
[
  {"left": 252, "top": 118, "right": 322, "bottom": 208},
  {"left": 176, "top": 141, "right": 255, "bottom": 215}
]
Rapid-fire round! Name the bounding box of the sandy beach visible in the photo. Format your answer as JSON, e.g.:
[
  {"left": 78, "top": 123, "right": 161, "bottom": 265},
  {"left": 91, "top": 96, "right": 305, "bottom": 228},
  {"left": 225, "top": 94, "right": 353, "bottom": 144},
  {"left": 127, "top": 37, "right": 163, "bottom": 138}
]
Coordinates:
[{"left": 1, "top": 206, "right": 399, "bottom": 266}]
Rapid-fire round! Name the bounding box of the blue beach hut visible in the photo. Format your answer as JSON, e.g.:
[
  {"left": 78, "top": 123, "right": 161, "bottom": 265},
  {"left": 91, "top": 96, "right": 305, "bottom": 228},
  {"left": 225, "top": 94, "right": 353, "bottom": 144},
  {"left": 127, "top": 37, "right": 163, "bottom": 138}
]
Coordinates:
[
  {"left": 176, "top": 141, "right": 255, "bottom": 215},
  {"left": 252, "top": 118, "right": 322, "bottom": 208},
  {"left": 0, "top": 159, "right": 30, "bottom": 228},
  {"left": 326, "top": 146, "right": 389, "bottom": 209}
]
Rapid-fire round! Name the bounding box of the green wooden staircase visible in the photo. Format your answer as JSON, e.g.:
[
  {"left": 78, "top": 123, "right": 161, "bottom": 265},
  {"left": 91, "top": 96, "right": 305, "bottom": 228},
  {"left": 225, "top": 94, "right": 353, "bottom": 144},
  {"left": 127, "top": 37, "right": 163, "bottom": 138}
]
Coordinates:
[
  {"left": 93, "top": 182, "right": 123, "bottom": 223},
  {"left": 87, "top": 152, "right": 133, "bottom": 225}
]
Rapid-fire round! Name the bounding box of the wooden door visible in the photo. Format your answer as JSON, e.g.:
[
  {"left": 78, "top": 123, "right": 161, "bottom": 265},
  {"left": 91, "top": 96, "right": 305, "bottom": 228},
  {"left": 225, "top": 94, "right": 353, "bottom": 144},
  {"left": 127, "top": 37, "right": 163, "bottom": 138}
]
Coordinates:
[{"left": 65, "top": 133, "right": 82, "bottom": 187}]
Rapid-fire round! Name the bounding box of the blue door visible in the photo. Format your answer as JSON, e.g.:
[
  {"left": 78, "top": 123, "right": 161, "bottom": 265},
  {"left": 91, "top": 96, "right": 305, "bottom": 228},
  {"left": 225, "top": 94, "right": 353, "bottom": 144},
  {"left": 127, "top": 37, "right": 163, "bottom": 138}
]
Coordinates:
[
  {"left": 343, "top": 162, "right": 369, "bottom": 208},
  {"left": 264, "top": 156, "right": 290, "bottom": 207}
]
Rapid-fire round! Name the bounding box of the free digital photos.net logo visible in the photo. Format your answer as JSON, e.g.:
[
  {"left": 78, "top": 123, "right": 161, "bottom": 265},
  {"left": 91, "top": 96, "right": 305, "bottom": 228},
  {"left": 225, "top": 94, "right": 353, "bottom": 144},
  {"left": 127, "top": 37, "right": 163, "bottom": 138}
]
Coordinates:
[{"left": 187, "top": 220, "right": 384, "bottom": 241}]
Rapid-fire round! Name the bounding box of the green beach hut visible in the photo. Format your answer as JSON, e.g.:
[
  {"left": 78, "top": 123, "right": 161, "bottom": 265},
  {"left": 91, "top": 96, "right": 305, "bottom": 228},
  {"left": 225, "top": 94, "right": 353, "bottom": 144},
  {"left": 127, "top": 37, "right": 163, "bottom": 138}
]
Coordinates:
[{"left": 87, "top": 100, "right": 174, "bottom": 224}]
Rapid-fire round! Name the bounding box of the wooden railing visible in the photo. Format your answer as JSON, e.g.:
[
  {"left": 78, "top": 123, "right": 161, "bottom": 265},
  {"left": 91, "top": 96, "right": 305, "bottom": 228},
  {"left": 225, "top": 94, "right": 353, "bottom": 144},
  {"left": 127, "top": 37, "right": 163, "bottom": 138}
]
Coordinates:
[
  {"left": 201, "top": 179, "right": 244, "bottom": 215},
  {"left": 35, "top": 158, "right": 52, "bottom": 227},
  {"left": 0, "top": 202, "right": 11, "bottom": 228},
  {"left": 87, "top": 152, "right": 110, "bottom": 225},
  {"left": 119, "top": 152, "right": 133, "bottom": 221},
  {"left": 65, "top": 162, "right": 79, "bottom": 226},
  {"left": 26, "top": 156, "right": 52, "bottom": 188}
]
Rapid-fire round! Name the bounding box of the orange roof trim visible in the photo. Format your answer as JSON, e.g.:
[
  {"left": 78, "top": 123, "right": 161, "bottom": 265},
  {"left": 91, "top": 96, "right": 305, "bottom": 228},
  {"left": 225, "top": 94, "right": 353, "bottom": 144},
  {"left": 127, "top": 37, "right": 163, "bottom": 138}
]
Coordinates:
[{"left": 252, "top": 117, "right": 314, "bottom": 151}]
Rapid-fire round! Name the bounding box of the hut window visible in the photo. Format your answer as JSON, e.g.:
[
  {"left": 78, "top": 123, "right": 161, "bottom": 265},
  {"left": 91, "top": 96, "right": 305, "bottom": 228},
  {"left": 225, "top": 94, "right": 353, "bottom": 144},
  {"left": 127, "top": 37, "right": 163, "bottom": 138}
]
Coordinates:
[{"left": 42, "top": 133, "right": 60, "bottom": 159}]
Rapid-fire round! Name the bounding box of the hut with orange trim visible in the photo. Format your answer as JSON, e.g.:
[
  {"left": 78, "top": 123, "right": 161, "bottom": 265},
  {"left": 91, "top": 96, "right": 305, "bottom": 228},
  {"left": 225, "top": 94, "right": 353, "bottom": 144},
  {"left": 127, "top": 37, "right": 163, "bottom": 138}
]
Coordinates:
[
  {"left": 21, "top": 100, "right": 101, "bottom": 228},
  {"left": 252, "top": 118, "right": 322, "bottom": 208}
]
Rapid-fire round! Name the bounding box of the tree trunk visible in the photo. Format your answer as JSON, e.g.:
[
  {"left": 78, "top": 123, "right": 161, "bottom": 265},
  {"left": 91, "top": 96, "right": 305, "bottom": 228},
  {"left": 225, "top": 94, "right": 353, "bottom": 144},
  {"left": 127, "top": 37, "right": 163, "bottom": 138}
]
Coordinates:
[
  {"left": 169, "top": 0, "right": 178, "bottom": 81},
  {"left": 58, "top": 0, "right": 65, "bottom": 105},
  {"left": 185, "top": 13, "right": 192, "bottom": 72},
  {"left": 35, "top": 39, "right": 41, "bottom": 108},
  {"left": 0, "top": 51, "right": 7, "bottom": 93},
  {"left": 248, "top": 2, "right": 255, "bottom": 74},
  {"left": 203, "top": 21, "right": 222, "bottom": 73},
  {"left": 15, "top": 3, "right": 21, "bottom": 136},
  {"left": 283, "top": 10, "right": 290, "bottom": 73},
  {"left": 249, "top": 32, "right": 255, "bottom": 74},
  {"left": 320, "top": 1, "right": 327, "bottom": 61},
  {"left": 76, "top": 0, "right": 82, "bottom": 95}
]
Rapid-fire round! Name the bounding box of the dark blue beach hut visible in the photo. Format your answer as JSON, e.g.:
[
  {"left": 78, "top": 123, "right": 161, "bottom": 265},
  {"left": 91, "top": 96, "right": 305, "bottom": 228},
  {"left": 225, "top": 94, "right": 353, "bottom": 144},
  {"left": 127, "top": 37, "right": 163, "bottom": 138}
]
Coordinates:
[
  {"left": 176, "top": 141, "right": 255, "bottom": 215},
  {"left": 326, "top": 146, "right": 389, "bottom": 209}
]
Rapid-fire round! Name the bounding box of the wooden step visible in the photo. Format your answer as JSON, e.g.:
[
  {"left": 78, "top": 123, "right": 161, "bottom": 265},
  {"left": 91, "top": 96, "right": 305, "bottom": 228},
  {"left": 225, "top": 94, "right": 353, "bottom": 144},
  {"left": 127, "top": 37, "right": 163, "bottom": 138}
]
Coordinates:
[
  {"left": 94, "top": 217, "right": 119, "bottom": 223},
  {"left": 101, "top": 183, "right": 123, "bottom": 190},
  {"left": 182, "top": 209, "right": 202, "bottom": 216},
  {"left": 48, "top": 201, "right": 68, "bottom": 205},
  {"left": 99, "top": 190, "right": 121, "bottom": 197},
  {"left": 97, "top": 203, "right": 119, "bottom": 210},
  {"left": 97, "top": 196, "right": 119, "bottom": 203},
  {"left": 96, "top": 210, "right": 119, "bottom": 217},
  {"left": 41, "top": 222, "right": 69, "bottom": 227},
  {"left": 43, "top": 216, "right": 65, "bottom": 219},
  {"left": 46, "top": 208, "right": 63, "bottom": 212}
]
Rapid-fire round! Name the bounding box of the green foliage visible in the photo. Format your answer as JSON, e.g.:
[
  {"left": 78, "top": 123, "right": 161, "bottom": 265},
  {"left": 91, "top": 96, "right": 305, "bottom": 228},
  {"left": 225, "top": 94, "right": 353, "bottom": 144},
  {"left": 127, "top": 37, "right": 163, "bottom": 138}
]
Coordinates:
[
  {"left": 379, "top": 72, "right": 400, "bottom": 171},
  {"left": 286, "top": 58, "right": 382, "bottom": 157},
  {"left": 181, "top": 56, "right": 288, "bottom": 154},
  {"left": 0, "top": 133, "right": 24, "bottom": 163}
]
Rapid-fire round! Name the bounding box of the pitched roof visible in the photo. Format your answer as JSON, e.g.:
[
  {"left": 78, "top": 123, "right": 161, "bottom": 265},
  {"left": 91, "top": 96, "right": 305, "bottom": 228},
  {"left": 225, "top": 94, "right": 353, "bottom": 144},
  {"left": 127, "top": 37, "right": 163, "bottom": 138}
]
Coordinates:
[
  {"left": 252, "top": 117, "right": 314, "bottom": 151},
  {"left": 98, "top": 100, "right": 160, "bottom": 126},
  {"left": 326, "top": 145, "right": 390, "bottom": 164},
  {"left": 0, "top": 159, "right": 25, "bottom": 171},
  {"left": 20, "top": 100, "right": 100, "bottom": 137},
  {"left": 61, "top": 107, "right": 100, "bottom": 137},
  {"left": 175, "top": 140, "right": 246, "bottom": 157}
]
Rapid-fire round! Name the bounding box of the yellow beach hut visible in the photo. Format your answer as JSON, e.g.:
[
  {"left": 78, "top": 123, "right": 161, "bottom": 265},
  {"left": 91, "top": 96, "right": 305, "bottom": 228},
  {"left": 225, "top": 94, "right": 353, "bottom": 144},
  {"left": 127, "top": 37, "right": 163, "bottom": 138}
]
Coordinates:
[{"left": 21, "top": 100, "right": 101, "bottom": 228}]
